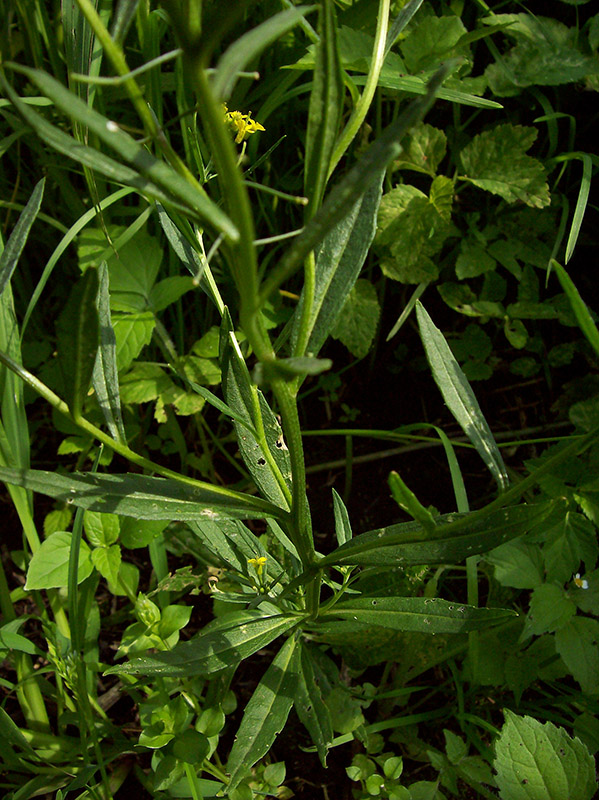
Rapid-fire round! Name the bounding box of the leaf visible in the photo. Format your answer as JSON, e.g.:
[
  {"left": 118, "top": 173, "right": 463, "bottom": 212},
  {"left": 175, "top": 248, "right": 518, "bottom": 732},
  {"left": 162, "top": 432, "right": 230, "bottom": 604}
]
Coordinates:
[
  {"left": 394, "top": 123, "right": 447, "bottom": 176},
  {"left": 149, "top": 276, "right": 195, "bottom": 313},
  {"left": 213, "top": 6, "right": 317, "bottom": 101},
  {"left": 294, "top": 642, "right": 333, "bottom": 767},
  {"left": 388, "top": 470, "right": 436, "bottom": 533},
  {"left": 91, "top": 543, "right": 122, "bottom": 585},
  {"left": 25, "top": 531, "right": 93, "bottom": 590},
  {"left": 112, "top": 311, "right": 155, "bottom": 372},
  {"left": 220, "top": 312, "right": 292, "bottom": 510},
  {"left": 227, "top": 635, "right": 300, "bottom": 791},
  {"left": 105, "top": 610, "right": 300, "bottom": 677},
  {"left": 330, "top": 279, "right": 380, "bottom": 359},
  {"left": 92, "top": 262, "right": 126, "bottom": 442},
  {"left": 83, "top": 510, "right": 120, "bottom": 547},
  {"left": 552, "top": 261, "right": 599, "bottom": 359},
  {"left": 483, "top": 14, "right": 599, "bottom": 95},
  {"left": 119, "top": 363, "right": 174, "bottom": 404},
  {"left": 494, "top": 710, "right": 597, "bottom": 800},
  {"left": 455, "top": 240, "right": 496, "bottom": 279},
  {"left": 331, "top": 488, "right": 352, "bottom": 547},
  {"left": 459, "top": 124, "right": 550, "bottom": 208},
  {"left": 56, "top": 267, "right": 100, "bottom": 419},
  {"left": 416, "top": 302, "right": 508, "bottom": 490},
  {"left": 375, "top": 184, "right": 452, "bottom": 284},
  {"left": 486, "top": 540, "right": 544, "bottom": 589},
  {"left": 401, "top": 14, "right": 470, "bottom": 73},
  {"left": 0, "top": 467, "right": 285, "bottom": 522},
  {"left": 555, "top": 617, "right": 599, "bottom": 695},
  {"left": 292, "top": 174, "right": 383, "bottom": 357},
  {"left": 320, "top": 500, "right": 557, "bottom": 568},
  {"left": 187, "top": 518, "right": 248, "bottom": 572},
  {"left": 523, "top": 584, "right": 577, "bottom": 637},
  {"left": 303, "top": 0, "right": 343, "bottom": 215},
  {"left": 0, "top": 177, "right": 45, "bottom": 297},
  {"left": 544, "top": 512, "right": 598, "bottom": 584},
  {"left": 10, "top": 65, "right": 238, "bottom": 241},
  {"left": 317, "top": 596, "right": 516, "bottom": 636},
  {"left": 119, "top": 518, "right": 168, "bottom": 549}
]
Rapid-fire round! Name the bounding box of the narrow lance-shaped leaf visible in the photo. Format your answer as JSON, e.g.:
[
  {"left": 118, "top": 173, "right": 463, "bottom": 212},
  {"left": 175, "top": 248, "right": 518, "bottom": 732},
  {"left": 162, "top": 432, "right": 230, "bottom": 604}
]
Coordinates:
[
  {"left": 213, "top": 6, "right": 317, "bottom": 101},
  {"left": 294, "top": 641, "right": 334, "bottom": 767},
  {"left": 304, "top": 0, "right": 343, "bottom": 217},
  {"left": 320, "top": 500, "right": 561, "bottom": 567},
  {"left": 388, "top": 470, "right": 436, "bottom": 534},
  {"left": 416, "top": 301, "right": 508, "bottom": 491},
  {"left": 56, "top": 268, "right": 99, "bottom": 420},
  {"left": 291, "top": 171, "right": 384, "bottom": 356},
  {"left": 92, "top": 262, "right": 126, "bottom": 442},
  {"left": 105, "top": 610, "right": 300, "bottom": 677},
  {"left": 7, "top": 65, "right": 239, "bottom": 241},
  {"left": 332, "top": 488, "right": 352, "bottom": 546},
  {"left": 1, "top": 80, "right": 203, "bottom": 223},
  {"left": 552, "top": 260, "right": 599, "bottom": 360},
  {"left": 260, "top": 62, "right": 453, "bottom": 301},
  {"left": 0, "top": 177, "right": 45, "bottom": 297},
  {"left": 0, "top": 468, "right": 286, "bottom": 522},
  {"left": 227, "top": 634, "right": 300, "bottom": 791},
  {"left": 316, "top": 596, "right": 517, "bottom": 636}
]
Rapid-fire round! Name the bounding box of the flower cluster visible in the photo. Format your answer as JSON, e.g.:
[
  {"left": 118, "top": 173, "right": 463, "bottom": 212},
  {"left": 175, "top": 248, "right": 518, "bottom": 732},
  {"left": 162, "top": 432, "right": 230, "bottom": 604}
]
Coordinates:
[{"left": 223, "top": 104, "right": 265, "bottom": 143}]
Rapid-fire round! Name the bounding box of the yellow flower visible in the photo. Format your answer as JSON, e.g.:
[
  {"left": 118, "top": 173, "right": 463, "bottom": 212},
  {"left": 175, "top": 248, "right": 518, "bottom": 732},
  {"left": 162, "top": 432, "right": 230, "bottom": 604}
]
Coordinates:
[
  {"left": 248, "top": 556, "right": 267, "bottom": 576},
  {"left": 223, "top": 104, "right": 265, "bottom": 143}
]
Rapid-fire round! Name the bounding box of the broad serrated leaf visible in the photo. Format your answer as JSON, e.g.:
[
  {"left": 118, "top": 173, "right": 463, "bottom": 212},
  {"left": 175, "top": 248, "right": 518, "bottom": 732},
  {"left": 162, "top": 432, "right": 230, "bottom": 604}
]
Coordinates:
[
  {"left": 320, "top": 500, "right": 557, "bottom": 567},
  {"left": 523, "top": 583, "right": 577, "bottom": 637},
  {"left": 25, "top": 531, "right": 93, "bottom": 590},
  {"left": 486, "top": 540, "right": 544, "bottom": 589},
  {"left": 294, "top": 642, "right": 333, "bottom": 767},
  {"left": 494, "top": 710, "right": 597, "bottom": 800},
  {"left": 106, "top": 611, "right": 300, "bottom": 677},
  {"left": 92, "top": 262, "right": 126, "bottom": 442},
  {"left": 459, "top": 124, "right": 550, "bottom": 208},
  {"left": 56, "top": 268, "right": 100, "bottom": 419},
  {"left": 83, "top": 510, "right": 120, "bottom": 547},
  {"left": 91, "top": 543, "right": 122, "bottom": 585},
  {"left": 227, "top": 635, "right": 300, "bottom": 791},
  {"left": 331, "top": 279, "right": 380, "bottom": 358},
  {"left": 555, "top": 617, "right": 599, "bottom": 695},
  {"left": 0, "top": 467, "right": 284, "bottom": 522},
  {"left": 401, "top": 14, "right": 470, "bottom": 73},
  {"left": 416, "top": 301, "right": 508, "bottom": 490},
  {"left": 394, "top": 123, "right": 447, "bottom": 176},
  {"left": 112, "top": 311, "right": 155, "bottom": 372},
  {"left": 0, "top": 177, "right": 45, "bottom": 297},
  {"left": 317, "top": 596, "right": 516, "bottom": 636}
]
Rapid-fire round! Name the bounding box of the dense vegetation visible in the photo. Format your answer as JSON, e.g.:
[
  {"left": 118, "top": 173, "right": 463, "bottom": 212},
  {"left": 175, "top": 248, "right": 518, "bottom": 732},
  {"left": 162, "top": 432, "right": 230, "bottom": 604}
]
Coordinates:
[{"left": 1, "top": 1, "right": 598, "bottom": 798}]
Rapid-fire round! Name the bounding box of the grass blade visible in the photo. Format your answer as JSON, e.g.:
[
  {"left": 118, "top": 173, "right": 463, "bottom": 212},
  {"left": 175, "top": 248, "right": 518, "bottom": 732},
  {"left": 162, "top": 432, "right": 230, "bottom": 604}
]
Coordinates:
[
  {"left": 565, "top": 153, "right": 592, "bottom": 264},
  {"left": 0, "top": 178, "right": 45, "bottom": 297},
  {"left": 416, "top": 301, "right": 508, "bottom": 491},
  {"left": 552, "top": 260, "right": 599, "bottom": 359}
]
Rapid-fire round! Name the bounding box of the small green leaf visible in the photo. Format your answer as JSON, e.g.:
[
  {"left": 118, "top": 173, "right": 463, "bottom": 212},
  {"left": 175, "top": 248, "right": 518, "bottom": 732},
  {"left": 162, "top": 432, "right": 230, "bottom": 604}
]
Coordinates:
[
  {"left": 486, "top": 540, "right": 544, "bottom": 589},
  {"left": 332, "top": 489, "right": 352, "bottom": 546},
  {"left": 388, "top": 471, "right": 436, "bottom": 533},
  {"left": 416, "top": 302, "right": 508, "bottom": 490},
  {"left": 523, "top": 584, "right": 576, "bottom": 637},
  {"left": 394, "top": 123, "right": 447, "bottom": 176},
  {"left": 401, "top": 14, "right": 470, "bottom": 73},
  {"left": 120, "top": 518, "right": 168, "bottom": 549},
  {"left": 331, "top": 279, "right": 380, "bottom": 359},
  {"left": 105, "top": 611, "right": 300, "bottom": 677},
  {"left": 83, "top": 510, "right": 120, "bottom": 547},
  {"left": 494, "top": 710, "right": 597, "bottom": 800},
  {"left": 459, "top": 124, "right": 550, "bottom": 208},
  {"left": 552, "top": 260, "right": 599, "bottom": 359},
  {"left": 91, "top": 543, "right": 122, "bottom": 585},
  {"left": 455, "top": 241, "right": 496, "bottom": 279},
  {"left": 112, "top": 311, "right": 155, "bottom": 372},
  {"left": 25, "top": 531, "right": 93, "bottom": 590},
  {"left": 555, "top": 617, "right": 599, "bottom": 695}
]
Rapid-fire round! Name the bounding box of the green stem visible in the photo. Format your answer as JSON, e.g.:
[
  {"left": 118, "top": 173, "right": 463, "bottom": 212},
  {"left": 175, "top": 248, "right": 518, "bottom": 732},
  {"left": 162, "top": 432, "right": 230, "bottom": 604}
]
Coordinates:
[{"left": 327, "top": 0, "right": 390, "bottom": 177}]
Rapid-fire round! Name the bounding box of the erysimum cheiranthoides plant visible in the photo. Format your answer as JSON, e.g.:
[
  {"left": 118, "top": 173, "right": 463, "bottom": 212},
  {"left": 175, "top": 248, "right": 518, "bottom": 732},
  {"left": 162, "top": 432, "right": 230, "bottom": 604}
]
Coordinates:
[{"left": 1, "top": 1, "right": 598, "bottom": 798}]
